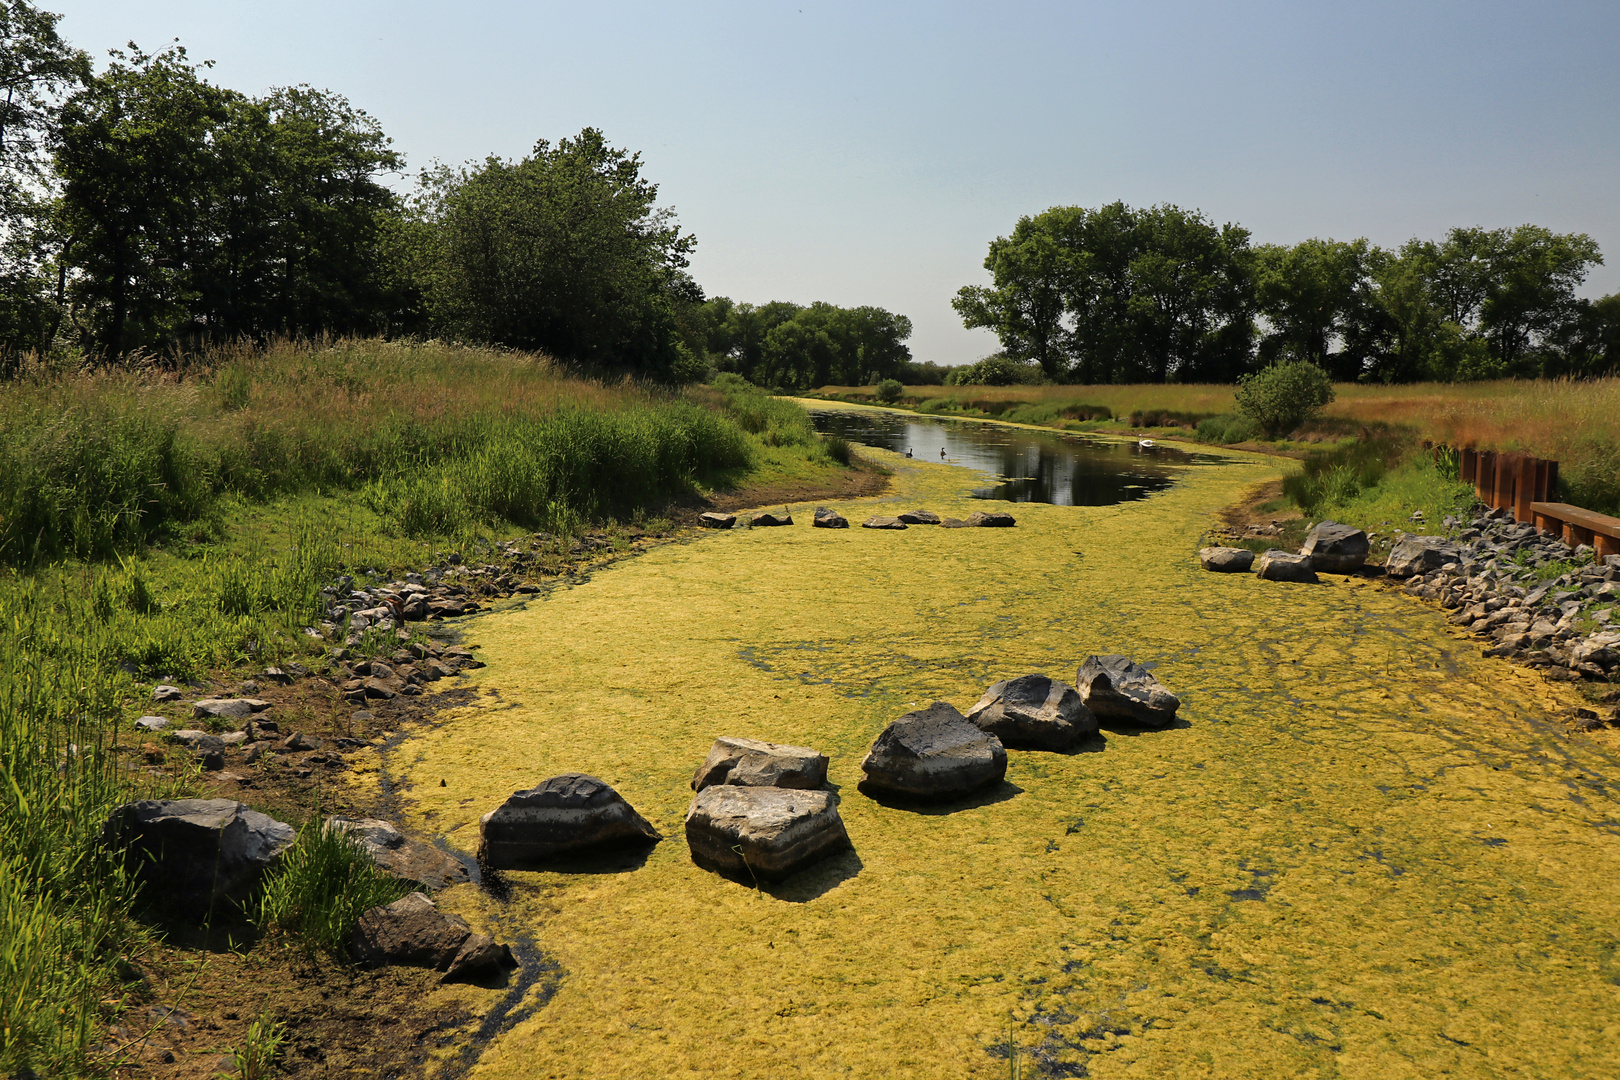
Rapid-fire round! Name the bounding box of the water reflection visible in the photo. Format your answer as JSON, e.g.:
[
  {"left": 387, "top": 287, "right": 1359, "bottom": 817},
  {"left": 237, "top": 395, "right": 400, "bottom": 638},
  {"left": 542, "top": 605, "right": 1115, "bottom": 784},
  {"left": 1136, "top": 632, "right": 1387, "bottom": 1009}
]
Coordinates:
[{"left": 808, "top": 408, "right": 1221, "bottom": 506}]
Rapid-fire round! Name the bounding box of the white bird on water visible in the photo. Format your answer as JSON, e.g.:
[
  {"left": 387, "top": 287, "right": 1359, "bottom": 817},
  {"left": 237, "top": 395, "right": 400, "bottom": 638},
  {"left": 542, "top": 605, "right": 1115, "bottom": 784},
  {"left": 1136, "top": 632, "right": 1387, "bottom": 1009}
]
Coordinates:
[{"left": 1138, "top": 438, "right": 1155, "bottom": 449}]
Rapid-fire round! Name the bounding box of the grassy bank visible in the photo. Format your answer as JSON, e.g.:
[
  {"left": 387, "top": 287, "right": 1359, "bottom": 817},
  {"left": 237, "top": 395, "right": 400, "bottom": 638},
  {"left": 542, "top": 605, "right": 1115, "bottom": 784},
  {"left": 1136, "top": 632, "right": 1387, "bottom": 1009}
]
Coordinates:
[{"left": 0, "top": 344, "right": 861, "bottom": 1077}]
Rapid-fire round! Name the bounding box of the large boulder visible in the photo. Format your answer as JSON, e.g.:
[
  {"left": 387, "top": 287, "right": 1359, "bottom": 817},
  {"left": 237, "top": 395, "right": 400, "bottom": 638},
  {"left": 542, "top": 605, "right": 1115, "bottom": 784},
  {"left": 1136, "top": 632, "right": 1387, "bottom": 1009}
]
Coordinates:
[
  {"left": 751, "top": 511, "right": 792, "bottom": 527},
  {"left": 858, "top": 702, "right": 1007, "bottom": 800},
  {"left": 966, "top": 511, "right": 1017, "bottom": 527},
  {"left": 351, "top": 892, "right": 470, "bottom": 968},
  {"left": 1075, "top": 656, "right": 1180, "bottom": 729},
  {"left": 862, "top": 516, "right": 907, "bottom": 530},
  {"left": 690, "top": 736, "right": 829, "bottom": 792},
  {"left": 685, "top": 787, "right": 851, "bottom": 881},
  {"left": 1199, "top": 547, "right": 1255, "bottom": 573},
  {"left": 478, "top": 774, "right": 660, "bottom": 869},
  {"left": 699, "top": 512, "right": 736, "bottom": 529},
  {"left": 326, "top": 817, "right": 472, "bottom": 891},
  {"left": 812, "top": 507, "right": 848, "bottom": 529},
  {"left": 964, "top": 674, "right": 1096, "bottom": 751},
  {"left": 1255, "top": 550, "right": 1319, "bottom": 583},
  {"left": 898, "top": 509, "right": 942, "bottom": 525},
  {"left": 102, "top": 799, "right": 295, "bottom": 916},
  {"left": 1300, "top": 521, "right": 1369, "bottom": 573},
  {"left": 1385, "top": 533, "right": 1461, "bottom": 578}
]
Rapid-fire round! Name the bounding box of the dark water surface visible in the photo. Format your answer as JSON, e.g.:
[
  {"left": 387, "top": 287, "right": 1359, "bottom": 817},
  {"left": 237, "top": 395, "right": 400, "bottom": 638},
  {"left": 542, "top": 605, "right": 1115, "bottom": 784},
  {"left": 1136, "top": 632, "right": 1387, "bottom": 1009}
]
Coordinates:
[{"left": 809, "top": 407, "right": 1223, "bottom": 505}]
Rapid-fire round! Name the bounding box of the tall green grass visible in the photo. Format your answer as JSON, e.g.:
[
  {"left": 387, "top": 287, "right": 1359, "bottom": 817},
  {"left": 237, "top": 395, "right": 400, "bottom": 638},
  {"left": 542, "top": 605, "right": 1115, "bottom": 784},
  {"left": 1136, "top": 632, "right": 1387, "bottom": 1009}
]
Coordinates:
[
  {"left": 258, "top": 821, "right": 410, "bottom": 957},
  {"left": 0, "top": 339, "right": 762, "bottom": 564},
  {"left": 1284, "top": 435, "right": 1474, "bottom": 529}
]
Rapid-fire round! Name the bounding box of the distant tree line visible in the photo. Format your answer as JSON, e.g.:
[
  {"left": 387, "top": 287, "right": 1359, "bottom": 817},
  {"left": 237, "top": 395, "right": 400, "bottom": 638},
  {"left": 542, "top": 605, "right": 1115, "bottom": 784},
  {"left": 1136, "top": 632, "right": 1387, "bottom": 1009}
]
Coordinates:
[
  {"left": 682, "top": 297, "right": 935, "bottom": 391},
  {"left": 0, "top": 3, "right": 716, "bottom": 382},
  {"left": 956, "top": 201, "right": 1616, "bottom": 384}
]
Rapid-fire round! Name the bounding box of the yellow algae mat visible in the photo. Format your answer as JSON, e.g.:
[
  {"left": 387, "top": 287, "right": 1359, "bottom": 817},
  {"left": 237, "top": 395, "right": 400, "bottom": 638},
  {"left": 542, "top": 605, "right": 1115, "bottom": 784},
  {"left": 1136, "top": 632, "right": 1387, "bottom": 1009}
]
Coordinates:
[{"left": 379, "top": 430, "right": 1620, "bottom": 1079}]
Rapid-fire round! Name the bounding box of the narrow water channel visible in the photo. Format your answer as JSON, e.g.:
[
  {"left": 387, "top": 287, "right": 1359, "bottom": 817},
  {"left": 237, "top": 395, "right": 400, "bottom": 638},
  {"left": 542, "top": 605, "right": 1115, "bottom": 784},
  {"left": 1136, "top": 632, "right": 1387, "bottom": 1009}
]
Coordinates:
[{"left": 377, "top": 417, "right": 1620, "bottom": 1080}]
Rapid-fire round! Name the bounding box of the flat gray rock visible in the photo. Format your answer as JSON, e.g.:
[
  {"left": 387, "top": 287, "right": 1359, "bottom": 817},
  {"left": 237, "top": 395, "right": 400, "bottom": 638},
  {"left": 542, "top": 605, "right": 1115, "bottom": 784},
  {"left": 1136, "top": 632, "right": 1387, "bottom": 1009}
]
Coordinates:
[
  {"left": 964, "top": 674, "right": 1096, "bottom": 751},
  {"left": 1385, "top": 533, "right": 1461, "bottom": 577},
  {"left": 1075, "top": 655, "right": 1180, "bottom": 729},
  {"left": 192, "top": 698, "right": 272, "bottom": 720},
  {"left": 102, "top": 799, "right": 295, "bottom": 916},
  {"left": 1255, "top": 550, "right": 1319, "bottom": 583},
  {"left": 691, "top": 736, "right": 829, "bottom": 792},
  {"left": 812, "top": 507, "right": 849, "bottom": 529},
  {"left": 859, "top": 702, "right": 1007, "bottom": 800},
  {"left": 135, "top": 716, "right": 169, "bottom": 732},
  {"left": 479, "top": 774, "right": 660, "bottom": 869},
  {"left": 685, "top": 786, "right": 851, "bottom": 881},
  {"left": 1198, "top": 546, "right": 1255, "bottom": 573},
  {"left": 699, "top": 512, "right": 736, "bottom": 529},
  {"left": 862, "top": 515, "right": 907, "bottom": 529},
  {"left": 898, "top": 509, "right": 942, "bottom": 525},
  {"left": 327, "top": 817, "right": 472, "bottom": 891},
  {"left": 172, "top": 729, "right": 225, "bottom": 752},
  {"left": 1301, "top": 521, "right": 1369, "bottom": 573},
  {"left": 152, "top": 685, "right": 184, "bottom": 703}
]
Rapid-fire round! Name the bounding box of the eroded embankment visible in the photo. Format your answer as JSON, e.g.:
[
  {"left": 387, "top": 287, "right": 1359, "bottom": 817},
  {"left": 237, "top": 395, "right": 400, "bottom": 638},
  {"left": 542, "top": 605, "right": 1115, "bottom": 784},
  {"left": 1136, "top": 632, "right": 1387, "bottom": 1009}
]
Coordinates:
[{"left": 356, "top": 433, "right": 1620, "bottom": 1079}]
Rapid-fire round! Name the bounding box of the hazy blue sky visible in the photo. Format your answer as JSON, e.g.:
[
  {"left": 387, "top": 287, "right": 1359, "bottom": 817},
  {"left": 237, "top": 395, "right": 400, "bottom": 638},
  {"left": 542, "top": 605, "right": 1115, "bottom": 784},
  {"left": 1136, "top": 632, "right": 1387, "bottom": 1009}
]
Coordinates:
[{"left": 48, "top": 1, "right": 1620, "bottom": 365}]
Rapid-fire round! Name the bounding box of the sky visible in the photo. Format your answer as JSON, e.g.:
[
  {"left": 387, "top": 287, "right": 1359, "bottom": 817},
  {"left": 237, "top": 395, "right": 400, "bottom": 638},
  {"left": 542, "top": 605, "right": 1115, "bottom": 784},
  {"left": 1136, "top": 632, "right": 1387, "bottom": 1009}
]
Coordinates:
[{"left": 46, "top": 0, "right": 1620, "bottom": 366}]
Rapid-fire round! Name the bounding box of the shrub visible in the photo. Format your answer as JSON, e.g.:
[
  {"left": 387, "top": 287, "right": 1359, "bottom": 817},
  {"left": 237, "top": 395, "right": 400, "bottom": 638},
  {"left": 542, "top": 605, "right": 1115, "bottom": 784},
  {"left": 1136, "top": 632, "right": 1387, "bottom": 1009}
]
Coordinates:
[
  {"left": 824, "top": 436, "right": 853, "bottom": 466},
  {"left": 946, "top": 353, "right": 1043, "bottom": 386},
  {"left": 875, "top": 378, "right": 903, "bottom": 403},
  {"left": 1234, "top": 360, "right": 1335, "bottom": 437},
  {"left": 258, "top": 819, "right": 410, "bottom": 956},
  {"left": 1195, "top": 413, "right": 1261, "bottom": 444}
]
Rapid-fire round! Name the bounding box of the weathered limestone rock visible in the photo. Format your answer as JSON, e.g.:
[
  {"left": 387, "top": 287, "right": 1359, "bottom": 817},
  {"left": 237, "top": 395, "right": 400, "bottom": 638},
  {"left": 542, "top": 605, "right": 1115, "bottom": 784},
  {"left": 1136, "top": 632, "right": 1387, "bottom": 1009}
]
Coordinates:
[
  {"left": 191, "top": 698, "right": 272, "bottom": 720},
  {"left": 812, "top": 507, "right": 849, "bottom": 529},
  {"left": 898, "top": 509, "right": 942, "bottom": 525},
  {"left": 1385, "top": 534, "right": 1461, "bottom": 578},
  {"left": 690, "top": 736, "right": 829, "bottom": 792},
  {"left": 102, "top": 799, "right": 295, "bottom": 916},
  {"left": 699, "top": 512, "right": 736, "bottom": 529},
  {"left": 350, "top": 892, "right": 471, "bottom": 970},
  {"left": 1075, "top": 655, "right": 1180, "bottom": 729},
  {"left": 1255, "top": 549, "right": 1319, "bottom": 583},
  {"left": 751, "top": 511, "right": 793, "bottom": 527},
  {"left": 479, "top": 774, "right": 660, "bottom": 868},
  {"left": 966, "top": 511, "right": 1016, "bottom": 527},
  {"left": 1300, "top": 521, "right": 1370, "bottom": 573},
  {"left": 1198, "top": 547, "right": 1255, "bottom": 573},
  {"left": 862, "top": 515, "right": 908, "bottom": 529},
  {"left": 859, "top": 702, "right": 1007, "bottom": 800},
  {"left": 964, "top": 674, "right": 1096, "bottom": 751},
  {"left": 326, "top": 817, "right": 472, "bottom": 891},
  {"left": 685, "top": 786, "right": 851, "bottom": 880},
  {"left": 134, "top": 716, "right": 169, "bottom": 732}
]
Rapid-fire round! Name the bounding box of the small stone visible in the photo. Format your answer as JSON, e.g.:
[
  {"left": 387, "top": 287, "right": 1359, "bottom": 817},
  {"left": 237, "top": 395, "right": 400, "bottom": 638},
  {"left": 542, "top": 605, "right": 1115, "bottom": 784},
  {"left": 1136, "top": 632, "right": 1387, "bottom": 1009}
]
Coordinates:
[
  {"left": 327, "top": 817, "right": 472, "bottom": 891},
  {"left": 1199, "top": 547, "right": 1255, "bottom": 573},
  {"left": 440, "top": 933, "right": 517, "bottom": 983},
  {"left": 192, "top": 698, "right": 273, "bottom": 721},
  {"left": 282, "top": 732, "right": 321, "bottom": 752},
  {"left": 699, "top": 512, "right": 736, "bottom": 529},
  {"left": 812, "top": 507, "right": 849, "bottom": 529},
  {"left": 152, "top": 685, "right": 184, "bottom": 703},
  {"left": 134, "top": 716, "right": 169, "bottom": 732}
]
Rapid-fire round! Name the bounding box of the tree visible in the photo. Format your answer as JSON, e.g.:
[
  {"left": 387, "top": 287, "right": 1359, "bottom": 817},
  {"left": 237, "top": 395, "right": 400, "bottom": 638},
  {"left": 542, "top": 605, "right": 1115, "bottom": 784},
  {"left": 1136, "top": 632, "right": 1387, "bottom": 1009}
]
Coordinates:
[
  {"left": 0, "top": 0, "right": 87, "bottom": 358},
  {"left": 411, "top": 128, "right": 699, "bottom": 379},
  {"left": 1234, "top": 360, "right": 1334, "bottom": 437},
  {"left": 955, "top": 202, "right": 1255, "bottom": 384},
  {"left": 1253, "top": 238, "right": 1383, "bottom": 380},
  {"left": 692, "top": 297, "right": 912, "bottom": 390}
]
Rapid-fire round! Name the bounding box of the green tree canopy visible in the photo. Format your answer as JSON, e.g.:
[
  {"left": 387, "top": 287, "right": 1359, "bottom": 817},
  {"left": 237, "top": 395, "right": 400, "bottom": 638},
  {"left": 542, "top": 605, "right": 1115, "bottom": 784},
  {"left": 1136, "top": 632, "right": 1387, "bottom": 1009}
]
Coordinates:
[
  {"left": 691, "top": 297, "right": 912, "bottom": 390},
  {"left": 409, "top": 128, "right": 699, "bottom": 380}
]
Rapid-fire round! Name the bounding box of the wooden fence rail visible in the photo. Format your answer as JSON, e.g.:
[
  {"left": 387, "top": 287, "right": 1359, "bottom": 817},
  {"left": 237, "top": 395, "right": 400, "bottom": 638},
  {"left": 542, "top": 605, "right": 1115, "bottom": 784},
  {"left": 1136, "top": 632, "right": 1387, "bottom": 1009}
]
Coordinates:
[{"left": 1457, "top": 446, "right": 1620, "bottom": 559}]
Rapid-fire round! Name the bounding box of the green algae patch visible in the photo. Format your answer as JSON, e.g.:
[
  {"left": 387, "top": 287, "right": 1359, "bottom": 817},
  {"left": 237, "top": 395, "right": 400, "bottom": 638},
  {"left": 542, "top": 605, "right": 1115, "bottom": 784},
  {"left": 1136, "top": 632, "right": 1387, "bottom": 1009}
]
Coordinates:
[{"left": 384, "top": 438, "right": 1620, "bottom": 1079}]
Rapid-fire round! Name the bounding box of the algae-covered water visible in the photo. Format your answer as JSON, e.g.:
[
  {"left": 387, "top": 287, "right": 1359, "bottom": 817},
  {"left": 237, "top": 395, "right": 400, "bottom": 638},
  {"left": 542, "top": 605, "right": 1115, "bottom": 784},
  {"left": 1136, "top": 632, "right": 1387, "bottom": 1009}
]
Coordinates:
[{"left": 371, "top": 412, "right": 1620, "bottom": 1079}]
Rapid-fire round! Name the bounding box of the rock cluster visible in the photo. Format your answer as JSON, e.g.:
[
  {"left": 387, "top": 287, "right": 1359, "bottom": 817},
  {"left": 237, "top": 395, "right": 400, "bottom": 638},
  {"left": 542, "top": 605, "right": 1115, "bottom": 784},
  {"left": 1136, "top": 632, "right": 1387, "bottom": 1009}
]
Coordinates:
[
  {"left": 685, "top": 737, "right": 849, "bottom": 881},
  {"left": 1400, "top": 508, "right": 1620, "bottom": 681},
  {"left": 351, "top": 892, "right": 517, "bottom": 983}
]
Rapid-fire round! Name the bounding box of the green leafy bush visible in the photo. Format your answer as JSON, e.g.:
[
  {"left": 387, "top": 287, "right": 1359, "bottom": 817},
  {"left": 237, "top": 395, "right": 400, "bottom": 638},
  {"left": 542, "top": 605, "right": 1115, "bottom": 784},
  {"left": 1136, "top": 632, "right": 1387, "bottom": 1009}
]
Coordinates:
[
  {"left": 875, "top": 378, "right": 903, "bottom": 403},
  {"left": 1234, "top": 360, "right": 1335, "bottom": 437},
  {"left": 1195, "top": 413, "right": 1261, "bottom": 444},
  {"left": 824, "top": 436, "right": 853, "bottom": 466}
]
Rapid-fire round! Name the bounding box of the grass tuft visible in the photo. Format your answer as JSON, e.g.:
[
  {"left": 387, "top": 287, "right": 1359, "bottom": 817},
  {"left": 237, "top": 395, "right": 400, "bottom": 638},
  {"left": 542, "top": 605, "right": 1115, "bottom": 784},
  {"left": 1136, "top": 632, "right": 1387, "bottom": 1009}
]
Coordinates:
[{"left": 258, "top": 819, "right": 410, "bottom": 957}]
